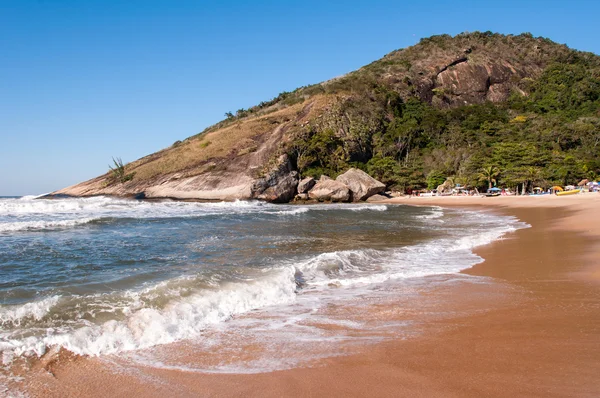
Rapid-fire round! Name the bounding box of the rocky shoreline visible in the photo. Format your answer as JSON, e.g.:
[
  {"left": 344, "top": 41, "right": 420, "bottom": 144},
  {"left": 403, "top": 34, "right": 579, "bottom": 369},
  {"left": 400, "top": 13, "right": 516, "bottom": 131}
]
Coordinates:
[{"left": 47, "top": 155, "right": 390, "bottom": 204}]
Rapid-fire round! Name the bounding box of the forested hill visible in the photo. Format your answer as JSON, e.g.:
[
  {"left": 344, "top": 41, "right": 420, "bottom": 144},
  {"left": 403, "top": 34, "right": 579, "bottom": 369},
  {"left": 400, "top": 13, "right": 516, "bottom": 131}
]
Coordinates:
[{"left": 56, "top": 32, "right": 600, "bottom": 200}]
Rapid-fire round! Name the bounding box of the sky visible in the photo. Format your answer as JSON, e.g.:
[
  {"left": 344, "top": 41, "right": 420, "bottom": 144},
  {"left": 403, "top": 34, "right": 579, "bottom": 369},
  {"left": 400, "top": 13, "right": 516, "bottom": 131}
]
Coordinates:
[{"left": 1, "top": 0, "right": 599, "bottom": 196}]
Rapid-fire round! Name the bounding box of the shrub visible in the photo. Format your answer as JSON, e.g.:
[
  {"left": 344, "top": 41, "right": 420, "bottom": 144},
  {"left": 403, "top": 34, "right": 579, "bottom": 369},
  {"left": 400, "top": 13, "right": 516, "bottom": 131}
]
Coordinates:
[{"left": 108, "top": 157, "right": 135, "bottom": 184}]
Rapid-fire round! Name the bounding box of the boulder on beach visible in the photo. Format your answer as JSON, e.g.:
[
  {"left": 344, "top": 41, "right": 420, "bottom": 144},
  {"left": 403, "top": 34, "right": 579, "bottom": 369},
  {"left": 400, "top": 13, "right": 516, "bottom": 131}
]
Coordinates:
[
  {"left": 335, "top": 168, "right": 386, "bottom": 201},
  {"left": 308, "top": 177, "right": 351, "bottom": 202},
  {"left": 366, "top": 194, "right": 389, "bottom": 202},
  {"left": 297, "top": 177, "right": 316, "bottom": 194},
  {"left": 294, "top": 193, "right": 309, "bottom": 201},
  {"left": 251, "top": 155, "right": 299, "bottom": 203},
  {"left": 436, "top": 179, "right": 454, "bottom": 195}
]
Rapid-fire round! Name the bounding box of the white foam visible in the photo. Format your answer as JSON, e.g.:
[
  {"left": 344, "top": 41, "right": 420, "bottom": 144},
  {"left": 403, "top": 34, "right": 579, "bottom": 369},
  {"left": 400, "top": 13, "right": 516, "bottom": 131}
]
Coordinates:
[
  {"left": 305, "top": 203, "right": 388, "bottom": 212},
  {"left": 0, "top": 197, "right": 387, "bottom": 233},
  {"left": 2, "top": 268, "right": 297, "bottom": 358},
  {"left": 415, "top": 206, "right": 444, "bottom": 219},
  {"left": 0, "top": 296, "right": 61, "bottom": 326},
  {"left": 0, "top": 204, "right": 528, "bottom": 367},
  {"left": 0, "top": 217, "right": 98, "bottom": 232},
  {"left": 347, "top": 204, "right": 387, "bottom": 212},
  {"left": 274, "top": 207, "right": 310, "bottom": 216}
]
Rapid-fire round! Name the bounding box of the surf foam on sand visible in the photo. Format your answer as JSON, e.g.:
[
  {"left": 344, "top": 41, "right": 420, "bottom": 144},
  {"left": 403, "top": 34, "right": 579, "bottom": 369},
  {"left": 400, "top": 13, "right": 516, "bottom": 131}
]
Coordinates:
[{"left": 0, "top": 197, "right": 527, "bottom": 373}]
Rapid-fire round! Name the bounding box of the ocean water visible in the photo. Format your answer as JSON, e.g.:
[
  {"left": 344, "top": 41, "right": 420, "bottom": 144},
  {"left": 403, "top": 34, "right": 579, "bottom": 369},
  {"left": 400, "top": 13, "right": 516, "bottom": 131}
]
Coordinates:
[{"left": 0, "top": 196, "right": 527, "bottom": 368}]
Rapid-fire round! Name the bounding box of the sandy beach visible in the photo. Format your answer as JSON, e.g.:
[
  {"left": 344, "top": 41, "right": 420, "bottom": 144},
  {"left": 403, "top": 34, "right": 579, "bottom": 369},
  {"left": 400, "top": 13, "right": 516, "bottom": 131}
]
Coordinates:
[{"left": 12, "top": 194, "right": 600, "bottom": 397}]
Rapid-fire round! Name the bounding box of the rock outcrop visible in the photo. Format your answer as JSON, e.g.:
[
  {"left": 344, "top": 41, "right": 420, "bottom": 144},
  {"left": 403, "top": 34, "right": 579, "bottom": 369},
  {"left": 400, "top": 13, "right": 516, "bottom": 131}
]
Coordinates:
[
  {"left": 297, "top": 177, "right": 316, "bottom": 194},
  {"left": 251, "top": 155, "right": 299, "bottom": 203},
  {"left": 308, "top": 177, "right": 351, "bottom": 202},
  {"left": 52, "top": 100, "right": 319, "bottom": 202},
  {"left": 433, "top": 60, "right": 525, "bottom": 106},
  {"left": 294, "top": 193, "right": 309, "bottom": 201},
  {"left": 436, "top": 179, "right": 455, "bottom": 195},
  {"left": 335, "top": 168, "right": 386, "bottom": 201}
]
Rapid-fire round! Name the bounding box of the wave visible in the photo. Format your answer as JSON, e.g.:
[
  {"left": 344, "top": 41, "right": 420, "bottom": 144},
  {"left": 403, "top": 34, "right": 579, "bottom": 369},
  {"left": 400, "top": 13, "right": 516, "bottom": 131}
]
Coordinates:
[
  {"left": 0, "top": 296, "right": 61, "bottom": 327},
  {"left": 1, "top": 269, "right": 297, "bottom": 360},
  {"left": 415, "top": 206, "right": 444, "bottom": 219},
  {"left": 0, "top": 197, "right": 391, "bottom": 233},
  {"left": 274, "top": 207, "right": 310, "bottom": 216},
  {"left": 0, "top": 206, "right": 527, "bottom": 364},
  {"left": 295, "top": 215, "right": 526, "bottom": 289},
  {"left": 0, "top": 217, "right": 100, "bottom": 232},
  {"left": 347, "top": 204, "right": 387, "bottom": 212}
]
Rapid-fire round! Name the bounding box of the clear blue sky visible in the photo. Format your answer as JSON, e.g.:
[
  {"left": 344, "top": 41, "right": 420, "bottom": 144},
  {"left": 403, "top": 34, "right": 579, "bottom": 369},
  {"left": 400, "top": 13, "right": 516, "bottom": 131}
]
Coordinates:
[{"left": 1, "top": 0, "right": 599, "bottom": 195}]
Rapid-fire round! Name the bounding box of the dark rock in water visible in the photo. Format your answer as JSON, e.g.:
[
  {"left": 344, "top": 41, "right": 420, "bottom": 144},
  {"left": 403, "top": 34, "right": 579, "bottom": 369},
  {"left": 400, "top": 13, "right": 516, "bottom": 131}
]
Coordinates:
[
  {"left": 134, "top": 192, "right": 146, "bottom": 200},
  {"left": 251, "top": 155, "right": 299, "bottom": 203},
  {"left": 297, "top": 177, "right": 316, "bottom": 194},
  {"left": 39, "top": 193, "right": 73, "bottom": 200},
  {"left": 335, "top": 168, "right": 386, "bottom": 201},
  {"left": 366, "top": 194, "right": 389, "bottom": 202},
  {"left": 308, "top": 179, "right": 351, "bottom": 202}
]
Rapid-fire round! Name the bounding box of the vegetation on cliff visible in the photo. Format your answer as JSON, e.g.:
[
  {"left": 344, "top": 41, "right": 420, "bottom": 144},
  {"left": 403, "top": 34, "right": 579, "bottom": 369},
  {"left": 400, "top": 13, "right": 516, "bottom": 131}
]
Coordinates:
[{"left": 283, "top": 32, "right": 600, "bottom": 192}]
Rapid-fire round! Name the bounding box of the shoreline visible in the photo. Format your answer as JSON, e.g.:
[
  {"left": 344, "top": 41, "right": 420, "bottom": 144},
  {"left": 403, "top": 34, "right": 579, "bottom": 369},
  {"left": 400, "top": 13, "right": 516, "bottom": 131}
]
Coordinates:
[
  {"left": 385, "top": 193, "right": 600, "bottom": 283},
  {"left": 12, "top": 194, "right": 600, "bottom": 397}
]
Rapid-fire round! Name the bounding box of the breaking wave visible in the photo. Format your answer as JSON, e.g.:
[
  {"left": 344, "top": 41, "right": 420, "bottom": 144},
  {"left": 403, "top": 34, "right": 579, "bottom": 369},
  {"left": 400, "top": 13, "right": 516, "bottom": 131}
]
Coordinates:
[
  {"left": 0, "top": 197, "right": 388, "bottom": 232},
  {"left": 0, "top": 206, "right": 527, "bottom": 363}
]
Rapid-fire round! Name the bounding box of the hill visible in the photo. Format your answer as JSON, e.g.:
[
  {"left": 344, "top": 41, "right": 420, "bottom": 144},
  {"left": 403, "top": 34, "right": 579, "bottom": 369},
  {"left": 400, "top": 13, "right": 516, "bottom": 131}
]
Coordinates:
[{"left": 54, "top": 32, "right": 600, "bottom": 201}]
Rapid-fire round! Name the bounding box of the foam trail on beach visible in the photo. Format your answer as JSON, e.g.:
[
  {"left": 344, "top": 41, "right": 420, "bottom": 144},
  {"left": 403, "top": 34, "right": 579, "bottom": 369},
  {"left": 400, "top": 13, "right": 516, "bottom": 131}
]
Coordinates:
[{"left": 0, "top": 197, "right": 527, "bottom": 369}]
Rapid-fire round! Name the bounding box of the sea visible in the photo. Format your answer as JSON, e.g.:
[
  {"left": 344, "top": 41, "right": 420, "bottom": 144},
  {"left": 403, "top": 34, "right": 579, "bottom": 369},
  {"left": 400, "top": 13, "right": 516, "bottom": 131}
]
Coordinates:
[{"left": 0, "top": 195, "right": 528, "bottom": 376}]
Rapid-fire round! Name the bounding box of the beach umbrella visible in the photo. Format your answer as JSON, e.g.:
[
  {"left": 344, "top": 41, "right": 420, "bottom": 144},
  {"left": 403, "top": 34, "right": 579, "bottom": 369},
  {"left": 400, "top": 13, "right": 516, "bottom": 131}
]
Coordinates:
[
  {"left": 551, "top": 186, "right": 563, "bottom": 191},
  {"left": 488, "top": 187, "right": 501, "bottom": 191}
]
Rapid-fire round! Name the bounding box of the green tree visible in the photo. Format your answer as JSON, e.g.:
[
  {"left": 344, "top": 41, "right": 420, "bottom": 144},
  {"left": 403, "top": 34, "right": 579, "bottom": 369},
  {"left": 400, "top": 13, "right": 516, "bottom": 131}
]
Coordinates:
[
  {"left": 478, "top": 165, "right": 500, "bottom": 189},
  {"left": 426, "top": 170, "right": 446, "bottom": 190},
  {"left": 521, "top": 167, "right": 542, "bottom": 192}
]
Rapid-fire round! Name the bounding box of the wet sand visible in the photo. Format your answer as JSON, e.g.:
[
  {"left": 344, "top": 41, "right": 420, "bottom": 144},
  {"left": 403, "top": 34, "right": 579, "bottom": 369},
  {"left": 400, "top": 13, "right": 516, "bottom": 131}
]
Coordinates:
[{"left": 15, "top": 194, "right": 600, "bottom": 397}]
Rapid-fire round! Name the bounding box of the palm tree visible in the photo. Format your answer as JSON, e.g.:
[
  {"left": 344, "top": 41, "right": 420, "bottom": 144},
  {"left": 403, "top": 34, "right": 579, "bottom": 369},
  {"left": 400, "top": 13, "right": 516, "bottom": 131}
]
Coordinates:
[
  {"left": 478, "top": 166, "right": 500, "bottom": 189},
  {"left": 456, "top": 174, "right": 474, "bottom": 189},
  {"left": 523, "top": 167, "right": 541, "bottom": 193}
]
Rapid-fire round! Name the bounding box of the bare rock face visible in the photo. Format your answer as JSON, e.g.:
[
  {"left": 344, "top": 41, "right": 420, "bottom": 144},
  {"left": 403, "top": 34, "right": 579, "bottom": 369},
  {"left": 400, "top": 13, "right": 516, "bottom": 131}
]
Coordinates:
[
  {"left": 251, "top": 154, "right": 299, "bottom": 203},
  {"left": 297, "top": 177, "right": 316, "bottom": 194},
  {"left": 432, "top": 58, "right": 525, "bottom": 107},
  {"left": 335, "top": 168, "right": 386, "bottom": 201},
  {"left": 308, "top": 178, "right": 351, "bottom": 202}
]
